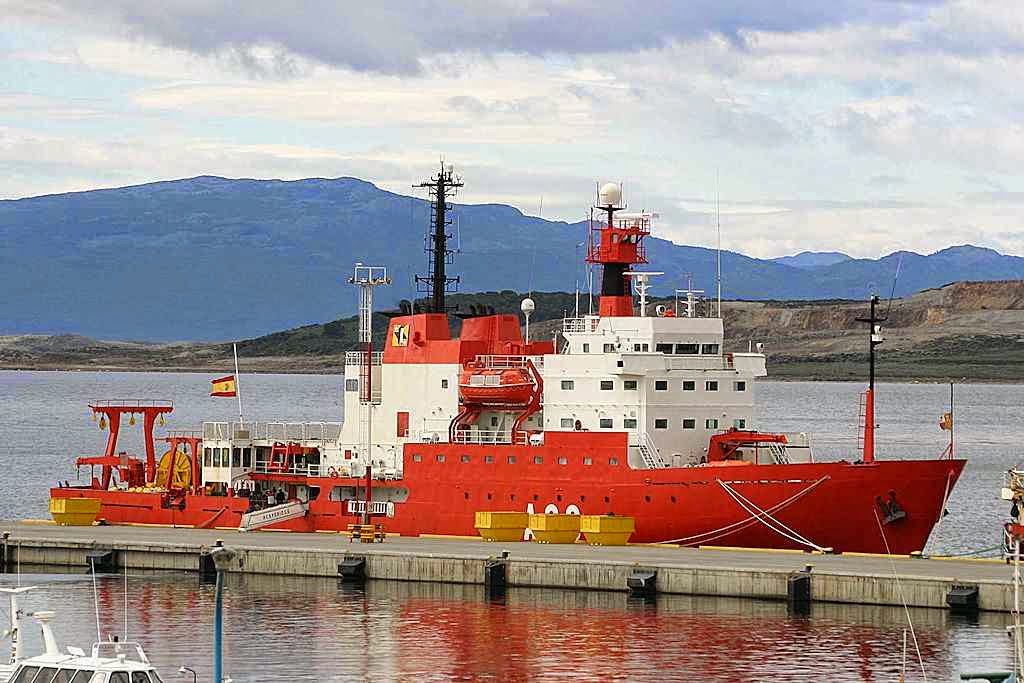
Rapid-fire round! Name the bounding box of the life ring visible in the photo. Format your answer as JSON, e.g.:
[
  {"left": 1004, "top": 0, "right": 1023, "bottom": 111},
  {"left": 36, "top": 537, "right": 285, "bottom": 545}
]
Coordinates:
[{"left": 328, "top": 467, "right": 340, "bottom": 479}]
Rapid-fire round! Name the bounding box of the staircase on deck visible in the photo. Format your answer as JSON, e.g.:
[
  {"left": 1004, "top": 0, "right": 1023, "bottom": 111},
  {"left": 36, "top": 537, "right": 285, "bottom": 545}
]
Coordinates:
[{"left": 637, "top": 432, "right": 668, "bottom": 469}]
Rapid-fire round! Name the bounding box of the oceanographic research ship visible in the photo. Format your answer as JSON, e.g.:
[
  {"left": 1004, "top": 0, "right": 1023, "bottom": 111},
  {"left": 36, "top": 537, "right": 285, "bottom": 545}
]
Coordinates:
[{"left": 50, "top": 167, "right": 966, "bottom": 554}]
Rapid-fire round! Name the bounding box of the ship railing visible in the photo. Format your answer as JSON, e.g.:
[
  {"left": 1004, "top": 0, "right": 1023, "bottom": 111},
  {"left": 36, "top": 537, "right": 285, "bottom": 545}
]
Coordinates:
[
  {"left": 164, "top": 429, "right": 202, "bottom": 439},
  {"left": 561, "top": 316, "right": 601, "bottom": 334},
  {"left": 452, "top": 429, "right": 527, "bottom": 445},
  {"left": 473, "top": 354, "right": 544, "bottom": 369},
  {"left": 253, "top": 459, "right": 323, "bottom": 478},
  {"left": 346, "top": 500, "right": 395, "bottom": 518},
  {"left": 344, "top": 351, "right": 383, "bottom": 366},
  {"left": 203, "top": 421, "right": 342, "bottom": 443},
  {"left": 89, "top": 399, "right": 174, "bottom": 409}
]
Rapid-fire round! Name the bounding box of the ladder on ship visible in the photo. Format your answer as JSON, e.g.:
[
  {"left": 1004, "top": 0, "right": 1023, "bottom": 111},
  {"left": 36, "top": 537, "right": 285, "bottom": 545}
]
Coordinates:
[
  {"left": 239, "top": 501, "right": 307, "bottom": 532},
  {"left": 637, "top": 432, "right": 668, "bottom": 469},
  {"left": 767, "top": 442, "right": 790, "bottom": 465}
]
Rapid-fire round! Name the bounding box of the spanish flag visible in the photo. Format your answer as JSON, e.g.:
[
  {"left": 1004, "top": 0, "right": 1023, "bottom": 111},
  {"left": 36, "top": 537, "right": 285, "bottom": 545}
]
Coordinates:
[{"left": 210, "top": 375, "right": 237, "bottom": 398}]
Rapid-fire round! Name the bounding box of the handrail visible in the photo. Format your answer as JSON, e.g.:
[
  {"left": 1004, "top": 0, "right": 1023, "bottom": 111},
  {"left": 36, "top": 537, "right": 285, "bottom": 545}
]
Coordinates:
[
  {"left": 562, "top": 316, "right": 601, "bottom": 334},
  {"left": 452, "top": 429, "right": 527, "bottom": 445},
  {"left": 472, "top": 354, "right": 545, "bottom": 369},
  {"left": 89, "top": 399, "right": 173, "bottom": 409},
  {"left": 202, "top": 421, "right": 342, "bottom": 442},
  {"left": 344, "top": 351, "right": 383, "bottom": 365}
]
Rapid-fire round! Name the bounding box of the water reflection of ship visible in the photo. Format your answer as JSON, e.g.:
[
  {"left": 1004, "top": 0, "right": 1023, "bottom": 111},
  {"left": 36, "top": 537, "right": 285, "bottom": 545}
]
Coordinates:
[{"left": 30, "top": 572, "right": 1004, "bottom": 680}]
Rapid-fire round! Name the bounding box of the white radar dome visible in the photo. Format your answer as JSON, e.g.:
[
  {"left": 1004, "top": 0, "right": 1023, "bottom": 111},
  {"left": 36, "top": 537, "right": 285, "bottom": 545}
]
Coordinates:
[
  {"left": 521, "top": 297, "right": 536, "bottom": 314},
  {"left": 598, "top": 182, "right": 622, "bottom": 207}
]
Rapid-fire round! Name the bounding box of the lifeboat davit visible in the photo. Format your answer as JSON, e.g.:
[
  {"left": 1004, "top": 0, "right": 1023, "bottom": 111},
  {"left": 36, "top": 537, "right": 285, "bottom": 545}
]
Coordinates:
[{"left": 459, "top": 367, "right": 535, "bottom": 406}]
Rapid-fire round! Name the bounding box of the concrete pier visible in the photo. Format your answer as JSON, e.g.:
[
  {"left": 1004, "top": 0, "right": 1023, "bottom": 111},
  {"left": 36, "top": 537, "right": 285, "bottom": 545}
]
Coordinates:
[{"left": 0, "top": 521, "right": 1014, "bottom": 612}]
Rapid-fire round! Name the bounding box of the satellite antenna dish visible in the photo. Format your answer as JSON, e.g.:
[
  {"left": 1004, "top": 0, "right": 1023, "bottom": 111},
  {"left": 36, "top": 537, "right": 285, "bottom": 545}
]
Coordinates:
[{"left": 521, "top": 297, "right": 536, "bottom": 343}]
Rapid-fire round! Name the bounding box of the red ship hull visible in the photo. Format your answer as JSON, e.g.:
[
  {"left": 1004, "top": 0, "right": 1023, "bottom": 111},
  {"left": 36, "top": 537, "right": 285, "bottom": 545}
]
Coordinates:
[{"left": 51, "top": 432, "right": 964, "bottom": 555}]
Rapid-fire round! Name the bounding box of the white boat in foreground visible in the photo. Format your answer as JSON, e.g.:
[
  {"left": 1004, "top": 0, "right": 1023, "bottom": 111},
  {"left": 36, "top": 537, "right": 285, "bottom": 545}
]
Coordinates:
[{"left": 2, "top": 587, "right": 166, "bottom": 683}]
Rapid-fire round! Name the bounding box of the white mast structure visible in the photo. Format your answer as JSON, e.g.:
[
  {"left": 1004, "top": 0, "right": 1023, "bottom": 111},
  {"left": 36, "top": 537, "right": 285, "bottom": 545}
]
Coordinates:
[{"left": 349, "top": 263, "right": 390, "bottom": 524}]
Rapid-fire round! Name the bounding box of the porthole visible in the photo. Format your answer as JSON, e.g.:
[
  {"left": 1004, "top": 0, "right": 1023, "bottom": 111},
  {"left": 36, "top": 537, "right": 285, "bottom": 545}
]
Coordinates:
[
  {"left": 533, "top": 493, "right": 539, "bottom": 501},
  {"left": 604, "top": 496, "right": 610, "bottom": 503},
  {"left": 487, "top": 493, "right": 493, "bottom": 500},
  {"left": 464, "top": 492, "right": 470, "bottom": 500},
  {"left": 645, "top": 495, "right": 651, "bottom": 503},
  {"left": 671, "top": 496, "right": 677, "bottom": 503},
  {"left": 557, "top": 494, "right": 563, "bottom": 502}
]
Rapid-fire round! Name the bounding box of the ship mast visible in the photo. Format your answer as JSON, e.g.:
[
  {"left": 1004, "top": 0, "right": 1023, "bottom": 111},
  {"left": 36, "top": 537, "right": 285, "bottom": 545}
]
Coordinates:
[
  {"left": 855, "top": 294, "right": 885, "bottom": 463},
  {"left": 414, "top": 162, "right": 463, "bottom": 313},
  {"left": 349, "top": 263, "right": 390, "bottom": 524}
]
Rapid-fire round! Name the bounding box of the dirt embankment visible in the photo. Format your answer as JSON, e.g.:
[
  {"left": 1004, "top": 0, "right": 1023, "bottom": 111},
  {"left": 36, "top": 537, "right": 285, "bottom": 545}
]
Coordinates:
[{"left": 3, "top": 280, "right": 1024, "bottom": 381}]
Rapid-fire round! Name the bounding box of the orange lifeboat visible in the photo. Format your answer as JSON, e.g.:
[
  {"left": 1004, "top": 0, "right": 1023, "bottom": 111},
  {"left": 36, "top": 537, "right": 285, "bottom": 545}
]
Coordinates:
[{"left": 459, "top": 366, "right": 535, "bottom": 406}]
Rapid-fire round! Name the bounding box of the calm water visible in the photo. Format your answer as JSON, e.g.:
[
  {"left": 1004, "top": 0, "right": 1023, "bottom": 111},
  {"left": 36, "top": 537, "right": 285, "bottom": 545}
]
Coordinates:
[
  {"left": 1, "top": 371, "right": 1022, "bottom": 680},
  {"left": 0, "top": 572, "right": 1013, "bottom": 682}
]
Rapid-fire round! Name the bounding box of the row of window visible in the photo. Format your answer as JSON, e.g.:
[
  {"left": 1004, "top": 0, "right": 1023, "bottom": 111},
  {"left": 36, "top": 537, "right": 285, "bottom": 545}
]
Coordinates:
[
  {"left": 579, "top": 342, "right": 720, "bottom": 355},
  {"left": 560, "top": 379, "right": 746, "bottom": 392},
  {"left": 203, "top": 446, "right": 253, "bottom": 469},
  {"left": 10, "top": 667, "right": 160, "bottom": 683},
  {"left": 413, "top": 453, "right": 621, "bottom": 466},
  {"left": 557, "top": 417, "right": 747, "bottom": 430}
]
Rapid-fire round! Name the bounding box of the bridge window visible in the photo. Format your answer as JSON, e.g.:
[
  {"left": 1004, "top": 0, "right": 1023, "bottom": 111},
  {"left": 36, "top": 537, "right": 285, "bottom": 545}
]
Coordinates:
[
  {"left": 461, "top": 455, "right": 471, "bottom": 463},
  {"left": 69, "top": 671, "right": 96, "bottom": 683},
  {"left": 345, "top": 379, "right": 358, "bottom": 392},
  {"left": 675, "top": 343, "right": 699, "bottom": 355},
  {"left": 213, "top": 449, "right": 222, "bottom": 467},
  {"left": 702, "top": 343, "right": 720, "bottom": 355},
  {"left": 623, "top": 380, "right": 637, "bottom": 390},
  {"left": 734, "top": 381, "right": 747, "bottom": 392},
  {"left": 682, "top": 419, "right": 696, "bottom": 429},
  {"left": 204, "top": 448, "right": 212, "bottom": 467},
  {"left": 413, "top": 454, "right": 422, "bottom": 462},
  {"left": 733, "top": 419, "right": 747, "bottom": 429},
  {"left": 654, "top": 419, "right": 668, "bottom": 429},
  {"left": 654, "top": 380, "right": 668, "bottom": 391},
  {"left": 583, "top": 343, "right": 590, "bottom": 352},
  {"left": 599, "top": 418, "right": 613, "bottom": 429},
  {"left": 435, "top": 454, "right": 446, "bottom": 463},
  {"left": 624, "top": 418, "right": 637, "bottom": 429},
  {"left": 232, "top": 448, "right": 241, "bottom": 468},
  {"left": 243, "top": 448, "right": 252, "bottom": 468},
  {"left": 484, "top": 455, "right": 494, "bottom": 463},
  {"left": 682, "top": 380, "right": 695, "bottom": 391},
  {"left": 608, "top": 458, "right": 619, "bottom": 466},
  {"left": 706, "top": 381, "right": 719, "bottom": 391},
  {"left": 583, "top": 457, "right": 593, "bottom": 465},
  {"left": 603, "top": 343, "right": 616, "bottom": 353},
  {"left": 508, "top": 455, "right": 517, "bottom": 464},
  {"left": 600, "top": 380, "right": 614, "bottom": 390},
  {"left": 558, "top": 456, "right": 568, "bottom": 465},
  {"left": 561, "top": 380, "right": 574, "bottom": 390},
  {"left": 706, "top": 419, "right": 719, "bottom": 430},
  {"left": 490, "top": 416, "right": 499, "bottom": 426},
  {"left": 656, "top": 343, "right": 673, "bottom": 354}
]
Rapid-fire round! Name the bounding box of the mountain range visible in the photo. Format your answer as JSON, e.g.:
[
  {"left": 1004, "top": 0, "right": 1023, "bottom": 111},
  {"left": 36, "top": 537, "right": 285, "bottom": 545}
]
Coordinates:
[{"left": 2, "top": 175, "right": 1023, "bottom": 341}]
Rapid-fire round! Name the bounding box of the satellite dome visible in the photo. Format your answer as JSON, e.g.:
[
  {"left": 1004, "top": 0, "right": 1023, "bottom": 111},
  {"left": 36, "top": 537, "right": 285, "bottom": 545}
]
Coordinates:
[
  {"left": 598, "top": 182, "right": 622, "bottom": 207},
  {"left": 521, "top": 297, "right": 536, "bottom": 314}
]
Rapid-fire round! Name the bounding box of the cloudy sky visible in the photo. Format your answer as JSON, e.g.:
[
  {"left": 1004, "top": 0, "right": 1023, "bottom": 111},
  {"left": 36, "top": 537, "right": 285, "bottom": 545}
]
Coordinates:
[{"left": 2, "top": 1, "right": 1023, "bottom": 258}]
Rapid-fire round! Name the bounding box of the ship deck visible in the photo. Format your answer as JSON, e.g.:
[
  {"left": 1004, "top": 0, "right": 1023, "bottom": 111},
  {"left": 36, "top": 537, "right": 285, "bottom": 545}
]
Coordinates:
[{"left": 0, "top": 521, "right": 1013, "bottom": 612}]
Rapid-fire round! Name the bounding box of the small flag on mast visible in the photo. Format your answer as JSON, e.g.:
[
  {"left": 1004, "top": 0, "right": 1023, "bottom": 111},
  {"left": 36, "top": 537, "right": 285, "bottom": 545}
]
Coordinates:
[
  {"left": 210, "top": 375, "right": 237, "bottom": 398},
  {"left": 939, "top": 412, "right": 953, "bottom": 431}
]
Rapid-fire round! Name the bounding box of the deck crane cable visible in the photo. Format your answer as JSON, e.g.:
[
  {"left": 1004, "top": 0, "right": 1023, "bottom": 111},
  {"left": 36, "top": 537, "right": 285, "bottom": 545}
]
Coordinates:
[{"left": 874, "top": 508, "right": 928, "bottom": 683}]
